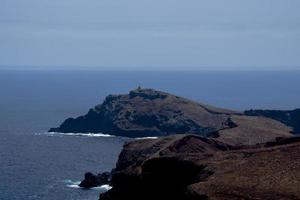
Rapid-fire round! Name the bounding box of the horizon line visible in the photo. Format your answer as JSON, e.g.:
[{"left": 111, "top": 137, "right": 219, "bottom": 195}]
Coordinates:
[{"left": 0, "top": 65, "right": 300, "bottom": 72}]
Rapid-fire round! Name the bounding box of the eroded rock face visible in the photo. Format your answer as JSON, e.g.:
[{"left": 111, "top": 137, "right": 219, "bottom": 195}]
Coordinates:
[
  {"left": 49, "top": 88, "right": 293, "bottom": 145},
  {"left": 100, "top": 135, "right": 300, "bottom": 200}
]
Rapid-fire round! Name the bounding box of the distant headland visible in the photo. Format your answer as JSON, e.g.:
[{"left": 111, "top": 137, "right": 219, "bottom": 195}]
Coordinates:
[{"left": 49, "top": 88, "right": 299, "bottom": 145}]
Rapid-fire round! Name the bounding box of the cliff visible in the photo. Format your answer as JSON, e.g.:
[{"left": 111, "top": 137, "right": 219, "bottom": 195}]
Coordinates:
[
  {"left": 50, "top": 88, "right": 293, "bottom": 145},
  {"left": 100, "top": 135, "right": 300, "bottom": 200}
]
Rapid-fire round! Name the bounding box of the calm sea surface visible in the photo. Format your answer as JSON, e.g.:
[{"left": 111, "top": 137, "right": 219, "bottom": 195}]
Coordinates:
[{"left": 0, "top": 70, "right": 300, "bottom": 200}]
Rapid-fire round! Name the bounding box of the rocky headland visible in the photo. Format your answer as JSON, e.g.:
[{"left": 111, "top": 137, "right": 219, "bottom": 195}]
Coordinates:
[{"left": 50, "top": 88, "right": 294, "bottom": 145}]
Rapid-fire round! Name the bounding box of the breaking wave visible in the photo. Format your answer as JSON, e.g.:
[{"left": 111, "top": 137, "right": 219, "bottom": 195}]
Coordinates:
[
  {"left": 36, "top": 132, "right": 159, "bottom": 140},
  {"left": 135, "top": 137, "right": 159, "bottom": 140},
  {"left": 64, "top": 180, "right": 112, "bottom": 191},
  {"left": 36, "top": 132, "right": 115, "bottom": 138}
]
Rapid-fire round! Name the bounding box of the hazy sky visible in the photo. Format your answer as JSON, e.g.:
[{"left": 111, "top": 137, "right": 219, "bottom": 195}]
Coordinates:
[{"left": 1, "top": 0, "right": 300, "bottom": 70}]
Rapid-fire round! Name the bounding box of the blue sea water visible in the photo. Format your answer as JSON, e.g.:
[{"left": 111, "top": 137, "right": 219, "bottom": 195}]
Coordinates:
[{"left": 0, "top": 70, "right": 300, "bottom": 200}]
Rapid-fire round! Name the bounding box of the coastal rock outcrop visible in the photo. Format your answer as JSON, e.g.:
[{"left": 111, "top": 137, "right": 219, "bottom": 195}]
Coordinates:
[
  {"left": 49, "top": 88, "right": 293, "bottom": 145},
  {"left": 100, "top": 135, "right": 300, "bottom": 200},
  {"left": 79, "top": 172, "right": 110, "bottom": 188}
]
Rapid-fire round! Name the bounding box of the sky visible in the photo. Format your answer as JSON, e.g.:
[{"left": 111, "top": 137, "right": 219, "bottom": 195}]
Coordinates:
[{"left": 0, "top": 0, "right": 300, "bottom": 70}]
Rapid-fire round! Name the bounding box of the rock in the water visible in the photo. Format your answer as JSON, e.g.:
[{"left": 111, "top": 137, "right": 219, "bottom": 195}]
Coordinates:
[{"left": 79, "top": 172, "right": 110, "bottom": 188}]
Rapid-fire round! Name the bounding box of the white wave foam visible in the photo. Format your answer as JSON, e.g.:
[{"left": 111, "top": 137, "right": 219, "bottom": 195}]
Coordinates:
[
  {"left": 36, "top": 132, "right": 114, "bottom": 138},
  {"left": 64, "top": 180, "right": 112, "bottom": 191},
  {"left": 135, "top": 137, "right": 159, "bottom": 140},
  {"left": 64, "top": 180, "right": 81, "bottom": 188},
  {"left": 36, "top": 132, "right": 160, "bottom": 140},
  {"left": 94, "top": 184, "right": 112, "bottom": 191}
]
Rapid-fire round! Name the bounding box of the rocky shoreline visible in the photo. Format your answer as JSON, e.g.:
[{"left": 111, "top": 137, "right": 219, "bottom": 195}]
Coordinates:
[
  {"left": 97, "top": 134, "right": 300, "bottom": 200},
  {"left": 53, "top": 88, "right": 300, "bottom": 199}
]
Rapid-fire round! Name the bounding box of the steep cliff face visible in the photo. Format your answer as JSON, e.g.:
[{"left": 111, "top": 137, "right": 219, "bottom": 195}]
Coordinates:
[
  {"left": 50, "top": 88, "right": 293, "bottom": 145},
  {"left": 100, "top": 135, "right": 300, "bottom": 200},
  {"left": 245, "top": 109, "right": 300, "bottom": 134}
]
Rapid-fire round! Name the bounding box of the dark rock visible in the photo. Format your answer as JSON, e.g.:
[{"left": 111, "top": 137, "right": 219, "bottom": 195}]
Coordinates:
[
  {"left": 79, "top": 172, "right": 99, "bottom": 188},
  {"left": 79, "top": 172, "right": 110, "bottom": 188},
  {"left": 97, "top": 172, "right": 111, "bottom": 185}
]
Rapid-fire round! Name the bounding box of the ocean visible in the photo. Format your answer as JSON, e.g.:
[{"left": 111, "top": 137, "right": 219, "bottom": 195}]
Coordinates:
[{"left": 0, "top": 70, "right": 300, "bottom": 200}]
